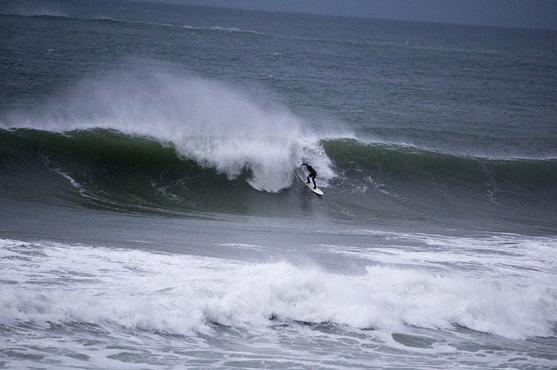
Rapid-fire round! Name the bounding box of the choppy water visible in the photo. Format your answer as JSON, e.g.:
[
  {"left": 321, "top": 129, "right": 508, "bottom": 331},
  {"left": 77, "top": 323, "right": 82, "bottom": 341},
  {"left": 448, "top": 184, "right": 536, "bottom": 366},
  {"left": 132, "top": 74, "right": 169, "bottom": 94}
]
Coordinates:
[{"left": 1, "top": 0, "right": 556, "bottom": 368}]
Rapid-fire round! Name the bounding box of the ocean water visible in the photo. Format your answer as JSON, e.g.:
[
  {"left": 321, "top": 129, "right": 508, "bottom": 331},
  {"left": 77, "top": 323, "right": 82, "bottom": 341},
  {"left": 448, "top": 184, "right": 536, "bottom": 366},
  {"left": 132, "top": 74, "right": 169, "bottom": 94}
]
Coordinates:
[{"left": 1, "top": 0, "right": 556, "bottom": 368}]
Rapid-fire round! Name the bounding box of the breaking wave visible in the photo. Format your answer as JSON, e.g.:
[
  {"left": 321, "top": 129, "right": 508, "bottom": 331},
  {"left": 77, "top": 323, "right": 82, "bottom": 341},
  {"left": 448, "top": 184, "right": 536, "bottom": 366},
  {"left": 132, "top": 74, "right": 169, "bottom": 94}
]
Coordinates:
[
  {"left": 1, "top": 69, "right": 335, "bottom": 193},
  {"left": 1, "top": 238, "right": 556, "bottom": 340},
  {"left": 1, "top": 67, "right": 555, "bottom": 224}
]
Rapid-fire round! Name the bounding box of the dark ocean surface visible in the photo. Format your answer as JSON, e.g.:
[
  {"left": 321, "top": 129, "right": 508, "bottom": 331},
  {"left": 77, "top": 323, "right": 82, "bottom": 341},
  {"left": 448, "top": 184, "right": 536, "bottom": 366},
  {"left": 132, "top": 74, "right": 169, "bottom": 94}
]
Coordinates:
[{"left": 1, "top": 0, "right": 556, "bottom": 368}]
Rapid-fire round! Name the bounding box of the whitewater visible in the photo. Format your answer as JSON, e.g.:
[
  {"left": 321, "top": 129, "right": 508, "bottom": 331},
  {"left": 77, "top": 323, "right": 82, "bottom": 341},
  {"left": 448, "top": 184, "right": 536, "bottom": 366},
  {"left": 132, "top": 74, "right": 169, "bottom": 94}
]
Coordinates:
[
  {"left": 2, "top": 232, "right": 556, "bottom": 368},
  {"left": 1, "top": 1, "right": 556, "bottom": 369}
]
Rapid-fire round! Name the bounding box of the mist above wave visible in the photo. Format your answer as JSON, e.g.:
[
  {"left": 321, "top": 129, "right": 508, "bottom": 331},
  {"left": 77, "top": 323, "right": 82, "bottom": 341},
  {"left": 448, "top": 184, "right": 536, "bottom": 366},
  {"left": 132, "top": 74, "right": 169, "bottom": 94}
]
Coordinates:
[{"left": 3, "top": 66, "right": 337, "bottom": 192}]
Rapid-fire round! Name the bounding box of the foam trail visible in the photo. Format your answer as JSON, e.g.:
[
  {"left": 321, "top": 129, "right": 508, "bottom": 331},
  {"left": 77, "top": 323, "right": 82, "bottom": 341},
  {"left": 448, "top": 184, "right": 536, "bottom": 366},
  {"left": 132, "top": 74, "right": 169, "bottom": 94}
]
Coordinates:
[{"left": 3, "top": 67, "right": 338, "bottom": 192}]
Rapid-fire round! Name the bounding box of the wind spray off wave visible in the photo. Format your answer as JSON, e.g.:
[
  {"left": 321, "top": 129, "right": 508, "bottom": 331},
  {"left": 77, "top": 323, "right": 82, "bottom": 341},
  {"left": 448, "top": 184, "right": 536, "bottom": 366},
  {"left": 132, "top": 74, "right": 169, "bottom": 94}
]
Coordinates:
[{"left": 3, "top": 67, "right": 336, "bottom": 192}]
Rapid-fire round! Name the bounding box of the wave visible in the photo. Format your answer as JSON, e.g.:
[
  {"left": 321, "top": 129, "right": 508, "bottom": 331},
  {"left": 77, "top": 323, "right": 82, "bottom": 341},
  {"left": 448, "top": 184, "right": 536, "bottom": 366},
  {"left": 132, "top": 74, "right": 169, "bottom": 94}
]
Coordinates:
[
  {"left": 181, "top": 24, "right": 265, "bottom": 35},
  {"left": 0, "top": 12, "right": 266, "bottom": 36},
  {"left": 1, "top": 238, "right": 555, "bottom": 340},
  {"left": 4, "top": 128, "right": 555, "bottom": 184},
  {"left": 1, "top": 67, "right": 555, "bottom": 223},
  {"left": 2, "top": 128, "right": 556, "bottom": 220},
  {"left": 1, "top": 68, "right": 336, "bottom": 193},
  {"left": 324, "top": 138, "right": 557, "bottom": 181},
  {"left": 95, "top": 17, "right": 267, "bottom": 35},
  {"left": 2, "top": 12, "right": 496, "bottom": 56}
]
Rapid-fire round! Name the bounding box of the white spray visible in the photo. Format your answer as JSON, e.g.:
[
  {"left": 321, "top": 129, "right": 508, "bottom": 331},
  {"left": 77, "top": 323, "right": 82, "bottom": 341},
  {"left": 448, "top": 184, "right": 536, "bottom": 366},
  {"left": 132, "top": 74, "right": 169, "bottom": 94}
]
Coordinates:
[{"left": 3, "top": 66, "right": 337, "bottom": 192}]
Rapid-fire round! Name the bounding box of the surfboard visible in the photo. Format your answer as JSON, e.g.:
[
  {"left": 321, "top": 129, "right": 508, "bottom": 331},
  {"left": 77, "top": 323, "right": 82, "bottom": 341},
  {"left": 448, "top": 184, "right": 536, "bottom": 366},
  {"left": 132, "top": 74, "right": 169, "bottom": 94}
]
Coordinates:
[{"left": 295, "top": 167, "right": 324, "bottom": 196}]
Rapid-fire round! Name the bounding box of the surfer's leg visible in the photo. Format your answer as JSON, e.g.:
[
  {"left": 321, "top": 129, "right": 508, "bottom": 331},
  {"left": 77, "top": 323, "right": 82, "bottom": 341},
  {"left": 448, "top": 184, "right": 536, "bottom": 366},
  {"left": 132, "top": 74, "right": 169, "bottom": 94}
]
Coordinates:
[
  {"left": 306, "top": 174, "right": 311, "bottom": 184},
  {"left": 311, "top": 175, "right": 317, "bottom": 189}
]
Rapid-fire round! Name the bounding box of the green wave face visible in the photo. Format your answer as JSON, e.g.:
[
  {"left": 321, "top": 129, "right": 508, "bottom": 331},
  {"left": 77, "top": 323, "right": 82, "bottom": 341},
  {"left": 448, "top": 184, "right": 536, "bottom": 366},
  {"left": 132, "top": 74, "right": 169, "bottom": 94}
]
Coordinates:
[
  {"left": 0, "top": 128, "right": 254, "bottom": 214},
  {"left": 323, "top": 138, "right": 557, "bottom": 190},
  {"left": 1, "top": 128, "right": 556, "bottom": 229},
  {"left": 323, "top": 139, "right": 557, "bottom": 228}
]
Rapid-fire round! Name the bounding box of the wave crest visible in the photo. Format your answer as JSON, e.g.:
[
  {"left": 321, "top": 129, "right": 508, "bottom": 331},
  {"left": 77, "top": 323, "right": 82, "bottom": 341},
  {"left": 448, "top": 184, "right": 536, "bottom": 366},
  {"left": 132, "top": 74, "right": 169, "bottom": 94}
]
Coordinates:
[{"left": 2, "top": 68, "right": 335, "bottom": 192}]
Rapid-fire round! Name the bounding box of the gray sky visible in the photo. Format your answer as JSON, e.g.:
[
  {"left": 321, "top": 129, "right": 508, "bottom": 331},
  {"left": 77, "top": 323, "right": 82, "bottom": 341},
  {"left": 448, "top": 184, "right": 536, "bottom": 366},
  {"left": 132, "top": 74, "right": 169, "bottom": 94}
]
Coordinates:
[{"left": 166, "top": 0, "right": 557, "bottom": 29}]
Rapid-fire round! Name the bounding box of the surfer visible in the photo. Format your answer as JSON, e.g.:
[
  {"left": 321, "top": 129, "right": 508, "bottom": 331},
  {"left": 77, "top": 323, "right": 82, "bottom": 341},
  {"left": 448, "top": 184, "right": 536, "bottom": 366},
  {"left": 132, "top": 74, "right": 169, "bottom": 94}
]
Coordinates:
[{"left": 301, "top": 163, "right": 317, "bottom": 189}]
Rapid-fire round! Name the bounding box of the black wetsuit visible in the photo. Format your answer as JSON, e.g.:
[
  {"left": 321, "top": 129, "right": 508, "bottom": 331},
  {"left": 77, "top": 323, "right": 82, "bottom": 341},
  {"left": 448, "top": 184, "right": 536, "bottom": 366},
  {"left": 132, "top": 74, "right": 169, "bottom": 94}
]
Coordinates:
[{"left": 301, "top": 163, "right": 317, "bottom": 189}]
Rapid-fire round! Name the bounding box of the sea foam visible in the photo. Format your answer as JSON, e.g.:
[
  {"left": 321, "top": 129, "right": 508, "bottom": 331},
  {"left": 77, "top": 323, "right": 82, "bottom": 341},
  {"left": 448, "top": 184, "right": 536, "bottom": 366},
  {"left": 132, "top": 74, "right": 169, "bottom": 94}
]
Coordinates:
[{"left": 1, "top": 238, "right": 555, "bottom": 340}]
